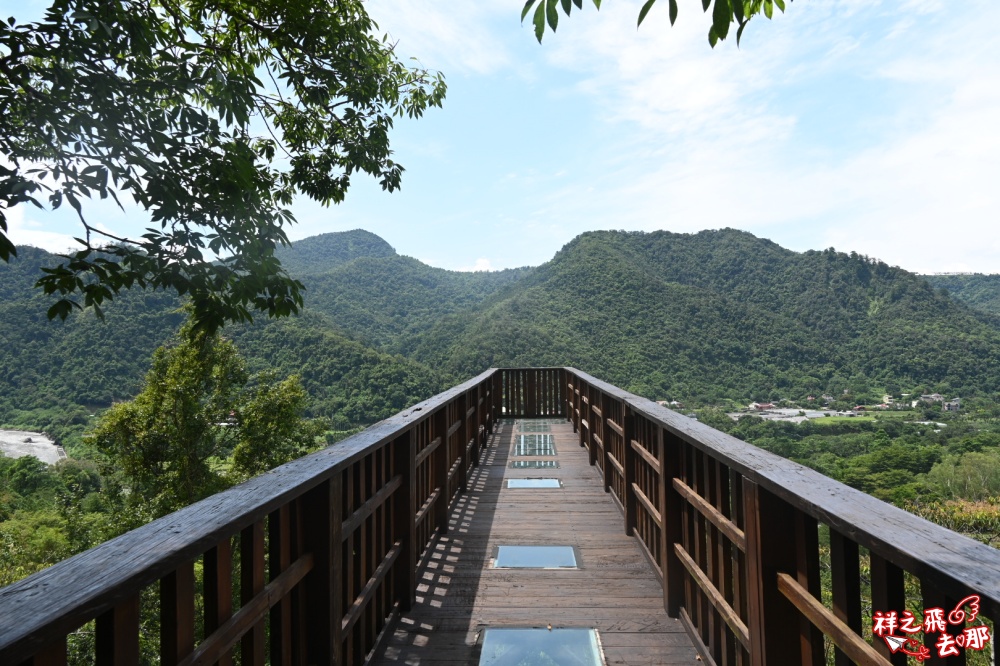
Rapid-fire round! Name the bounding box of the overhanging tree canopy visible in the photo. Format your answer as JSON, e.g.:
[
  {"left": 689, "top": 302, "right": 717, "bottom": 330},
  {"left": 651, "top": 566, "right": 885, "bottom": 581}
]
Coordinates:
[
  {"left": 521, "top": 0, "right": 790, "bottom": 46},
  {"left": 0, "top": 0, "right": 445, "bottom": 331}
]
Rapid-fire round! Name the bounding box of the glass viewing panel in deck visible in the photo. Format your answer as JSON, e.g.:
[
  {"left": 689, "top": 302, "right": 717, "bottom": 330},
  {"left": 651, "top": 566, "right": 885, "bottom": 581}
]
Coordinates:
[
  {"left": 507, "top": 479, "right": 561, "bottom": 489},
  {"left": 513, "top": 434, "right": 556, "bottom": 456},
  {"left": 493, "top": 546, "right": 578, "bottom": 569},
  {"left": 479, "top": 628, "right": 603, "bottom": 666},
  {"left": 509, "top": 460, "right": 559, "bottom": 469}
]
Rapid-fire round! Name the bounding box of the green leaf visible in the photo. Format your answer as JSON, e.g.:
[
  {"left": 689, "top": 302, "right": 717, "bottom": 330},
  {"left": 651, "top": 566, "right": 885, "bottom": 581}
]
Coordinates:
[
  {"left": 593, "top": 0, "right": 601, "bottom": 8},
  {"left": 573, "top": 0, "right": 583, "bottom": 7},
  {"left": 702, "top": 0, "right": 711, "bottom": 11},
  {"left": 708, "top": 26, "right": 719, "bottom": 47},
  {"left": 774, "top": 0, "right": 785, "bottom": 10},
  {"left": 561, "top": 0, "right": 572, "bottom": 14},
  {"left": 712, "top": 0, "right": 731, "bottom": 40},
  {"left": 533, "top": 1, "right": 546, "bottom": 41},
  {"left": 669, "top": 0, "right": 679, "bottom": 24},
  {"left": 736, "top": 19, "right": 748, "bottom": 45},
  {"left": 764, "top": 0, "right": 773, "bottom": 19},
  {"left": 638, "top": 0, "right": 657, "bottom": 26},
  {"left": 521, "top": 0, "right": 536, "bottom": 22},
  {"left": 546, "top": 0, "right": 560, "bottom": 31}
]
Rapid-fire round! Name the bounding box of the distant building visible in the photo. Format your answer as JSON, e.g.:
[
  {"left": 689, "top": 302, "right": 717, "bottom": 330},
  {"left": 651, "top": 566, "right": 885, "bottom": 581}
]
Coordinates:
[
  {"left": 944, "top": 398, "right": 961, "bottom": 412},
  {"left": 750, "top": 402, "right": 775, "bottom": 411}
]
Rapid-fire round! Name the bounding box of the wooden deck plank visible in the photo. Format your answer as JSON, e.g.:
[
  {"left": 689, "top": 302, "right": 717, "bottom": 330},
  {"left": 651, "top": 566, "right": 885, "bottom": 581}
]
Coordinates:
[{"left": 373, "top": 419, "right": 699, "bottom": 665}]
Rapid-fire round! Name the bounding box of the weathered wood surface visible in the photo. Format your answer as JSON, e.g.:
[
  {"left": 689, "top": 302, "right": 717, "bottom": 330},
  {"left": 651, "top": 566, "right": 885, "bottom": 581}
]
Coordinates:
[
  {"left": 0, "top": 369, "right": 496, "bottom": 663},
  {"left": 372, "top": 418, "right": 698, "bottom": 665},
  {"left": 565, "top": 367, "right": 1000, "bottom": 619}
]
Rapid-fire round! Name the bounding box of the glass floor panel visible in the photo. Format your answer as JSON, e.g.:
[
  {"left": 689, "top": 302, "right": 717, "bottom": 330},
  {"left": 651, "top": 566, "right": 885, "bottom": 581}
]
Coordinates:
[
  {"left": 513, "top": 434, "right": 556, "bottom": 456},
  {"left": 479, "top": 628, "right": 603, "bottom": 666},
  {"left": 493, "top": 546, "right": 578, "bottom": 569},
  {"left": 507, "top": 478, "right": 561, "bottom": 489},
  {"left": 509, "top": 460, "right": 559, "bottom": 469},
  {"left": 518, "top": 423, "right": 551, "bottom": 432}
]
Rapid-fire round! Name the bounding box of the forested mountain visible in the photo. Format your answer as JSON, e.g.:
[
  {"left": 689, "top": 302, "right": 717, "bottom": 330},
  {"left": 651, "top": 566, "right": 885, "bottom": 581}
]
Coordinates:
[
  {"left": 0, "top": 245, "right": 444, "bottom": 443},
  {"left": 419, "top": 230, "right": 1000, "bottom": 401},
  {"left": 6, "top": 228, "right": 1000, "bottom": 442},
  {"left": 922, "top": 274, "right": 1000, "bottom": 316}
]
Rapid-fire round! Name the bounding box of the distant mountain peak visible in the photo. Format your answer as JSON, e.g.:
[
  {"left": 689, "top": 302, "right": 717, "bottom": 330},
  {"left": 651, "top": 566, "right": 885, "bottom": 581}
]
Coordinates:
[{"left": 277, "top": 230, "right": 397, "bottom": 276}]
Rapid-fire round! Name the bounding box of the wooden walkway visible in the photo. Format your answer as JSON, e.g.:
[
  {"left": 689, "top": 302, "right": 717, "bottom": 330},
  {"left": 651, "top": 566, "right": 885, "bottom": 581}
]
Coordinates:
[{"left": 373, "top": 417, "right": 699, "bottom": 665}]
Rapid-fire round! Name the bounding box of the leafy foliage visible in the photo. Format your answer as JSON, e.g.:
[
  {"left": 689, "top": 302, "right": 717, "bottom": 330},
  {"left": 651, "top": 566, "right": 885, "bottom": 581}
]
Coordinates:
[
  {"left": 88, "top": 319, "right": 323, "bottom": 517},
  {"left": 0, "top": 0, "right": 445, "bottom": 331},
  {"left": 922, "top": 274, "right": 1000, "bottom": 317},
  {"left": 520, "top": 0, "right": 790, "bottom": 46}
]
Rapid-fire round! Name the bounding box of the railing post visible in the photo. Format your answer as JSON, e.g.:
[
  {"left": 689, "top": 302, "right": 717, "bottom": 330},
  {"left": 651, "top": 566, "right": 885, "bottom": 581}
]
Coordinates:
[
  {"left": 601, "top": 393, "right": 612, "bottom": 493},
  {"left": 302, "top": 476, "right": 343, "bottom": 665},
  {"left": 393, "top": 430, "right": 417, "bottom": 611},
  {"left": 622, "top": 404, "right": 637, "bottom": 536},
  {"left": 458, "top": 393, "right": 469, "bottom": 493},
  {"left": 434, "top": 408, "right": 450, "bottom": 534},
  {"left": 744, "top": 479, "right": 801, "bottom": 666},
  {"left": 241, "top": 521, "right": 266, "bottom": 665},
  {"left": 661, "top": 429, "right": 684, "bottom": 617},
  {"left": 160, "top": 562, "right": 195, "bottom": 665},
  {"left": 584, "top": 387, "right": 594, "bottom": 461},
  {"left": 471, "top": 388, "right": 481, "bottom": 467},
  {"left": 96, "top": 596, "right": 140, "bottom": 666}
]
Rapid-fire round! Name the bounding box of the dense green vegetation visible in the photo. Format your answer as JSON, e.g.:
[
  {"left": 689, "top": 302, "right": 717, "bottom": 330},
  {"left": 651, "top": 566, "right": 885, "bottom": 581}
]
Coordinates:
[{"left": 923, "top": 274, "right": 1000, "bottom": 317}]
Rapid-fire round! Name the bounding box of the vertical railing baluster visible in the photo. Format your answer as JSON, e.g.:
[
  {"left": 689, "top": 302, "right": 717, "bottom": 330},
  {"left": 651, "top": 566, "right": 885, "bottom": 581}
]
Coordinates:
[
  {"left": 161, "top": 561, "right": 195, "bottom": 665},
  {"left": 203, "top": 538, "right": 234, "bottom": 666},
  {"left": 921, "top": 582, "right": 965, "bottom": 666},
  {"left": 870, "top": 553, "right": 907, "bottom": 666},
  {"left": 30, "top": 638, "right": 67, "bottom": 666},
  {"left": 302, "top": 477, "right": 342, "bottom": 665},
  {"left": 829, "top": 529, "right": 861, "bottom": 666},
  {"left": 96, "top": 595, "right": 140, "bottom": 666},
  {"left": 458, "top": 393, "right": 468, "bottom": 493},
  {"left": 662, "top": 429, "right": 684, "bottom": 617},
  {"left": 241, "top": 521, "right": 265, "bottom": 666},
  {"left": 394, "top": 430, "right": 416, "bottom": 611},
  {"left": 793, "top": 514, "right": 823, "bottom": 666},
  {"left": 743, "top": 480, "right": 800, "bottom": 666},
  {"left": 623, "top": 404, "right": 637, "bottom": 536},
  {"left": 731, "top": 469, "right": 748, "bottom": 666},
  {"left": 705, "top": 455, "right": 721, "bottom": 659},
  {"left": 267, "top": 508, "right": 291, "bottom": 666},
  {"left": 434, "top": 408, "right": 449, "bottom": 534},
  {"left": 716, "top": 463, "right": 737, "bottom": 666}
]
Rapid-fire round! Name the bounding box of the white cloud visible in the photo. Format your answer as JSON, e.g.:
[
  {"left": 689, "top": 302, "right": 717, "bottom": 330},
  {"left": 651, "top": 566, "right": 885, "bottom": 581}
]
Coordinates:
[
  {"left": 366, "top": 0, "right": 515, "bottom": 75},
  {"left": 456, "top": 257, "right": 495, "bottom": 272},
  {"left": 4, "top": 207, "right": 78, "bottom": 254}
]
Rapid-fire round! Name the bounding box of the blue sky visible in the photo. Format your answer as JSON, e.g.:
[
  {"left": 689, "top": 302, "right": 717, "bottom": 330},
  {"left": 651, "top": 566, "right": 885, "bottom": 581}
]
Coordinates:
[{"left": 7, "top": 0, "right": 1000, "bottom": 274}]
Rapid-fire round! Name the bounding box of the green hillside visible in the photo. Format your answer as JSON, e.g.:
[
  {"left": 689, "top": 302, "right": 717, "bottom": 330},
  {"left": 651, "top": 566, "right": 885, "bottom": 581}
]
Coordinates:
[
  {"left": 0, "top": 247, "right": 444, "bottom": 444},
  {"left": 7, "top": 228, "right": 1000, "bottom": 440},
  {"left": 274, "top": 229, "right": 398, "bottom": 276},
  {"left": 922, "top": 274, "right": 1000, "bottom": 317},
  {"left": 406, "top": 230, "right": 1000, "bottom": 402}
]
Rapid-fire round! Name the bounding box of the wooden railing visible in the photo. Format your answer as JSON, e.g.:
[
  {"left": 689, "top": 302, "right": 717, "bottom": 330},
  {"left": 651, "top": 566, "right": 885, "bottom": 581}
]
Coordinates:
[
  {"left": 0, "top": 368, "right": 533, "bottom": 666},
  {"left": 3, "top": 366, "right": 998, "bottom": 666},
  {"left": 566, "top": 368, "right": 1000, "bottom": 666}
]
